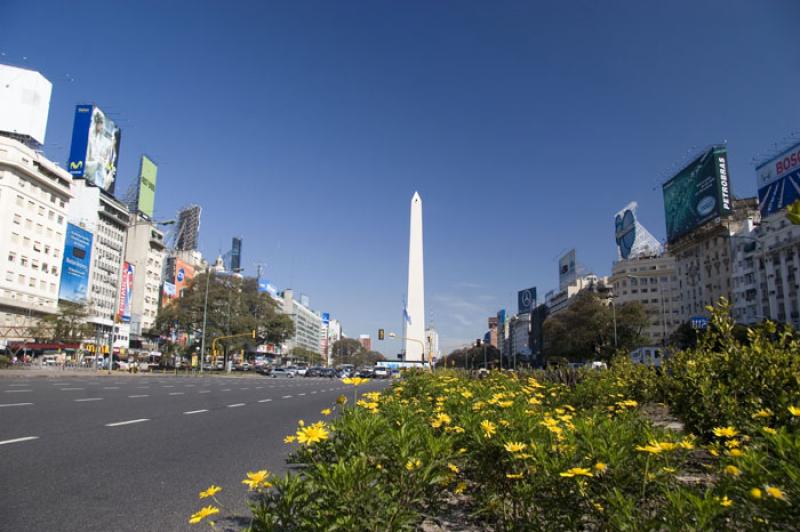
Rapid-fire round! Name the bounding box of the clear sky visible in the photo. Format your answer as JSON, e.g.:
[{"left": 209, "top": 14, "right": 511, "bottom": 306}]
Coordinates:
[{"left": 3, "top": 1, "right": 799, "bottom": 354}]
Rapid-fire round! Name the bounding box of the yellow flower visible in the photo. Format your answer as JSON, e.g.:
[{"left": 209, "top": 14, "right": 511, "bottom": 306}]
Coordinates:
[
  {"left": 198, "top": 485, "right": 221, "bottom": 499},
  {"left": 460, "top": 390, "right": 473, "bottom": 399},
  {"left": 724, "top": 465, "right": 742, "bottom": 477},
  {"left": 752, "top": 408, "right": 772, "bottom": 419},
  {"left": 320, "top": 408, "right": 332, "bottom": 416},
  {"left": 447, "top": 463, "right": 460, "bottom": 474},
  {"left": 405, "top": 458, "right": 422, "bottom": 471},
  {"left": 430, "top": 413, "right": 452, "bottom": 428},
  {"left": 661, "top": 467, "right": 676, "bottom": 474},
  {"left": 594, "top": 462, "right": 608, "bottom": 473},
  {"left": 505, "top": 472, "right": 523, "bottom": 479},
  {"left": 560, "top": 467, "right": 593, "bottom": 478},
  {"left": 788, "top": 406, "right": 800, "bottom": 417},
  {"left": 336, "top": 394, "right": 348, "bottom": 405},
  {"left": 762, "top": 426, "right": 777, "bottom": 435},
  {"left": 296, "top": 423, "right": 330, "bottom": 445},
  {"left": 242, "top": 470, "right": 271, "bottom": 491},
  {"left": 498, "top": 419, "right": 510, "bottom": 427},
  {"left": 679, "top": 437, "right": 695, "bottom": 450},
  {"left": 452, "top": 425, "right": 465, "bottom": 434},
  {"left": 720, "top": 496, "right": 733, "bottom": 507},
  {"left": 712, "top": 426, "right": 738, "bottom": 438},
  {"left": 480, "top": 420, "right": 497, "bottom": 438},
  {"left": 497, "top": 400, "right": 514, "bottom": 408},
  {"left": 727, "top": 449, "right": 744, "bottom": 458},
  {"left": 454, "top": 482, "right": 467, "bottom": 494},
  {"left": 342, "top": 377, "right": 369, "bottom": 386},
  {"left": 528, "top": 397, "right": 542, "bottom": 405},
  {"left": 283, "top": 435, "right": 296, "bottom": 444},
  {"left": 188, "top": 505, "right": 220, "bottom": 525},
  {"left": 635, "top": 441, "right": 677, "bottom": 454},
  {"left": 504, "top": 442, "right": 527, "bottom": 453},
  {"left": 750, "top": 488, "right": 762, "bottom": 499},
  {"left": 766, "top": 485, "right": 787, "bottom": 501}
]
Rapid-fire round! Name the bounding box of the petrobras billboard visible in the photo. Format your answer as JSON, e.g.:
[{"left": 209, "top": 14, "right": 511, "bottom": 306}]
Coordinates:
[
  {"left": 517, "top": 287, "right": 536, "bottom": 315},
  {"left": 137, "top": 155, "right": 158, "bottom": 218},
  {"left": 558, "top": 249, "right": 577, "bottom": 290},
  {"left": 58, "top": 224, "right": 93, "bottom": 303},
  {"left": 117, "top": 262, "right": 134, "bottom": 322},
  {"left": 67, "top": 105, "right": 122, "bottom": 194},
  {"left": 663, "top": 146, "right": 732, "bottom": 243},
  {"left": 756, "top": 141, "right": 800, "bottom": 218}
]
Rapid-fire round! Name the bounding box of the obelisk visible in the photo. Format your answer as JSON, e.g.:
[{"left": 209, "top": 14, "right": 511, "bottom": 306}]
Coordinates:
[{"left": 405, "top": 191, "right": 425, "bottom": 362}]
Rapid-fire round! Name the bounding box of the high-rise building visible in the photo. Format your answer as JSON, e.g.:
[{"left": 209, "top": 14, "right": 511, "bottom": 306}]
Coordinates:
[
  {"left": 124, "top": 213, "right": 166, "bottom": 336},
  {"left": 359, "top": 334, "right": 372, "bottom": 351},
  {"left": 324, "top": 318, "right": 342, "bottom": 366},
  {"left": 174, "top": 205, "right": 201, "bottom": 251},
  {"left": 509, "top": 313, "right": 531, "bottom": 363},
  {"left": 0, "top": 136, "right": 72, "bottom": 339},
  {"left": 278, "top": 289, "right": 322, "bottom": 355},
  {"left": 487, "top": 316, "right": 498, "bottom": 348},
  {"left": 0, "top": 64, "right": 52, "bottom": 149}
]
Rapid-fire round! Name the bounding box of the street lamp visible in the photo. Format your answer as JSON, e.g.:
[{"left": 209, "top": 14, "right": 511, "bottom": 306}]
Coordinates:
[{"left": 387, "top": 332, "right": 431, "bottom": 369}]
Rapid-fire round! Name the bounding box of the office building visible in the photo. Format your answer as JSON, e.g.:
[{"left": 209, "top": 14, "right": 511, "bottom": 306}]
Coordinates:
[
  {"left": 278, "top": 289, "right": 322, "bottom": 355},
  {"left": 359, "top": 334, "right": 372, "bottom": 351},
  {"left": 124, "top": 213, "right": 166, "bottom": 336}
]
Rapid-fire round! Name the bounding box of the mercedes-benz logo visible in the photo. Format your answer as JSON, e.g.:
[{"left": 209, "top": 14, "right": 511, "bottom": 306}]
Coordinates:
[{"left": 521, "top": 290, "right": 532, "bottom": 308}]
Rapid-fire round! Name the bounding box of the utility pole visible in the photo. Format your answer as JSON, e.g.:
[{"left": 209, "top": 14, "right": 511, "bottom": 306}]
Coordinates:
[{"left": 199, "top": 267, "right": 211, "bottom": 375}]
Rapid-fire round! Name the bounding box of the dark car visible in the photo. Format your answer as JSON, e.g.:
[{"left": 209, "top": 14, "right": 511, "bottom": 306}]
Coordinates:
[
  {"left": 319, "top": 368, "right": 336, "bottom": 378},
  {"left": 304, "top": 367, "right": 322, "bottom": 377},
  {"left": 356, "top": 368, "right": 374, "bottom": 378}
]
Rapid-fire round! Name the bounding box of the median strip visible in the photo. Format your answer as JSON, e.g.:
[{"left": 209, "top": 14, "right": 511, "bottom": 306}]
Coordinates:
[
  {"left": 183, "top": 409, "right": 208, "bottom": 415},
  {"left": 105, "top": 419, "right": 149, "bottom": 427},
  {"left": 0, "top": 436, "right": 39, "bottom": 446}
]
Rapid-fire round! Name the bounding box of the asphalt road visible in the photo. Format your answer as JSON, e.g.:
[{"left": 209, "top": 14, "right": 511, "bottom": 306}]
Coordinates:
[{"left": 0, "top": 371, "right": 389, "bottom": 531}]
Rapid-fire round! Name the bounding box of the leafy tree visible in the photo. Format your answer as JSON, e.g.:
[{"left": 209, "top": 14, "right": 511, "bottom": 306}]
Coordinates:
[
  {"left": 438, "top": 344, "right": 501, "bottom": 369},
  {"left": 290, "top": 346, "right": 323, "bottom": 365},
  {"left": 34, "top": 301, "right": 95, "bottom": 343},
  {"left": 543, "top": 291, "right": 647, "bottom": 362},
  {"left": 155, "top": 274, "right": 294, "bottom": 362},
  {"left": 331, "top": 338, "right": 365, "bottom": 366},
  {"left": 357, "top": 350, "right": 386, "bottom": 367}
]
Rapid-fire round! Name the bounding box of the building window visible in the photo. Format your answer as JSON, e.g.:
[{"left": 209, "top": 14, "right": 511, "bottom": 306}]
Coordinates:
[
  {"left": 20, "top": 256, "right": 28, "bottom": 267},
  {"left": 13, "top": 213, "right": 21, "bottom": 224},
  {"left": 7, "top": 252, "right": 15, "bottom": 263}
]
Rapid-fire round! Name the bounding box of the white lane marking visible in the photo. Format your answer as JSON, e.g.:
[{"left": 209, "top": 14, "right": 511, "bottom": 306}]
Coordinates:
[
  {"left": 183, "top": 409, "right": 208, "bottom": 415},
  {"left": 0, "top": 402, "right": 33, "bottom": 408},
  {"left": 221, "top": 389, "right": 231, "bottom": 392},
  {"left": 258, "top": 398, "right": 272, "bottom": 403},
  {"left": 227, "top": 403, "right": 245, "bottom": 408},
  {"left": 298, "top": 393, "right": 306, "bottom": 396},
  {"left": 136, "top": 386, "right": 150, "bottom": 389},
  {"left": 184, "top": 384, "right": 196, "bottom": 387},
  {"left": 102, "top": 386, "right": 119, "bottom": 390},
  {"left": 239, "top": 387, "right": 249, "bottom": 390},
  {"left": 4, "top": 389, "right": 32, "bottom": 393},
  {"left": 255, "top": 386, "right": 263, "bottom": 389},
  {"left": 311, "top": 391, "right": 317, "bottom": 394},
  {"left": 169, "top": 392, "right": 185, "bottom": 396},
  {"left": 7, "top": 384, "right": 31, "bottom": 387},
  {"left": 198, "top": 390, "right": 211, "bottom": 394},
  {"left": 106, "top": 418, "right": 149, "bottom": 427},
  {"left": 128, "top": 394, "right": 149, "bottom": 398},
  {"left": 60, "top": 388, "right": 84, "bottom": 391},
  {"left": 75, "top": 398, "right": 103, "bottom": 402},
  {"left": 161, "top": 385, "right": 175, "bottom": 388},
  {"left": 281, "top": 395, "right": 292, "bottom": 399},
  {"left": 0, "top": 436, "right": 38, "bottom": 446}
]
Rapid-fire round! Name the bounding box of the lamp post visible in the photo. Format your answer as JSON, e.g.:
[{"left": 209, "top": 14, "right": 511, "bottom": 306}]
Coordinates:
[
  {"left": 388, "top": 332, "right": 430, "bottom": 369},
  {"left": 199, "top": 267, "right": 212, "bottom": 376}
]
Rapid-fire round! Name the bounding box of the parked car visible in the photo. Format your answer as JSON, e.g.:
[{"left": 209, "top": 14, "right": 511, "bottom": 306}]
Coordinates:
[
  {"left": 356, "top": 368, "right": 374, "bottom": 378},
  {"left": 319, "top": 368, "right": 336, "bottom": 379},
  {"left": 270, "top": 368, "right": 295, "bottom": 378},
  {"left": 373, "top": 367, "right": 390, "bottom": 379},
  {"left": 290, "top": 366, "right": 308, "bottom": 376},
  {"left": 304, "top": 367, "right": 322, "bottom": 377}
]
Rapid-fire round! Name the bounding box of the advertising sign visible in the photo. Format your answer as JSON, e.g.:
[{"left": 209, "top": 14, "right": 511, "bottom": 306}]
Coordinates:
[
  {"left": 321, "top": 312, "right": 330, "bottom": 326},
  {"left": 137, "top": 155, "right": 158, "bottom": 218},
  {"left": 517, "top": 287, "right": 537, "bottom": 315},
  {"left": 67, "top": 105, "right": 122, "bottom": 194},
  {"left": 756, "top": 141, "right": 800, "bottom": 218},
  {"left": 162, "top": 281, "right": 177, "bottom": 301},
  {"left": 174, "top": 259, "right": 195, "bottom": 296},
  {"left": 117, "top": 262, "right": 134, "bottom": 322},
  {"left": 558, "top": 249, "right": 577, "bottom": 290},
  {"left": 497, "top": 309, "right": 506, "bottom": 325},
  {"left": 614, "top": 202, "right": 662, "bottom": 260},
  {"left": 58, "top": 224, "right": 93, "bottom": 303},
  {"left": 663, "top": 146, "right": 732, "bottom": 243}
]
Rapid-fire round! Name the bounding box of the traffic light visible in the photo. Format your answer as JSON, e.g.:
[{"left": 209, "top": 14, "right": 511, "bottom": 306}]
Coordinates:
[
  {"left": 378, "top": 329, "right": 385, "bottom": 341},
  {"left": 476, "top": 339, "right": 482, "bottom": 347}
]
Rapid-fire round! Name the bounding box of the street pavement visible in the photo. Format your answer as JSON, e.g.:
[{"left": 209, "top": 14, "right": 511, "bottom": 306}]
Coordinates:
[{"left": 0, "top": 371, "right": 389, "bottom": 531}]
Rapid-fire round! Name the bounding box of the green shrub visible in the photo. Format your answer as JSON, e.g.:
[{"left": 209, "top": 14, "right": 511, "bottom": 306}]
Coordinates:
[{"left": 0, "top": 355, "right": 10, "bottom": 368}]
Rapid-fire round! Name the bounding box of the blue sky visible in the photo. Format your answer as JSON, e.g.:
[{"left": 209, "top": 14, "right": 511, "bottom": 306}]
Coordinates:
[{"left": 3, "top": 1, "right": 799, "bottom": 354}]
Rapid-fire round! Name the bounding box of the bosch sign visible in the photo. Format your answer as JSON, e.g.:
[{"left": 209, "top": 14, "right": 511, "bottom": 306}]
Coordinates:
[{"left": 756, "top": 141, "right": 800, "bottom": 218}]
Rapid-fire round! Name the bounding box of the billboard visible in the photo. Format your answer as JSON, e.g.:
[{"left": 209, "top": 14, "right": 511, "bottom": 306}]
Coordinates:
[
  {"left": 517, "top": 287, "right": 537, "bottom": 315},
  {"left": 67, "top": 105, "right": 122, "bottom": 194},
  {"left": 58, "top": 224, "right": 94, "bottom": 303},
  {"left": 662, "top": 146, "right": 732, "bottom": 243},
  {"left": 558, "top": 249, "right": 577, "bottom": 290},
  {"left": 174, "top": 259, "right": 195, "bottom": 296},
  {"left": 137, "top": 155, "right": 158, "bottom": 218},
  {"left": 117, "top": 262, "right": 134, "bottom": 322},
  {"left": 756, "top": 142, "right": 800, "bottom": 218},
  {"left": 0, "top": 65, "right": 52, "bottom": 146},
  {"left": 322, "top": 312, "right": 330, "bottom": 326},
  {"left": 614, "top": 202, "right": 662, "bottom": 260}
]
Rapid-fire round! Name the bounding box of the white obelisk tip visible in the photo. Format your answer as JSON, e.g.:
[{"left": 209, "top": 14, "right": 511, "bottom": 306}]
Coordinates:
[{"left": 405, "top": 191, "right": 425, "bottom": 363}]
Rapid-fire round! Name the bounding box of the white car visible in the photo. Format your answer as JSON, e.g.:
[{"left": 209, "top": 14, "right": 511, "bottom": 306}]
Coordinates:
[{"left": 373, "top": 367, "right": 390, "bottom": 379}]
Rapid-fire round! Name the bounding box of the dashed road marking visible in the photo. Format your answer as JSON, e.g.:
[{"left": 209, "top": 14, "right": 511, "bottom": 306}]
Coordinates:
[
  {"left": 0, "top": 436, "right": 38, "bottom": 446},
  {"left": 102, "top": 386, "right": 120, "bottom": 390},
  {"left": 298, "top": 393, "right": 306, "bottom": 396},
  {"left": 128, "top": 394, "right": 149, "bottom": 398},
  {"left": 281, "top": 395, "right": 292, "bottom": 399},
  {"left": 75, "top": 398, "right": 103, "bottom": 402},
  {"left": 258, "top": 399, "right": 272, "bottom": 403},
  {"left": 161, "top": 385, "right": 175, "bottom": 388},
  {"left": 221, "top": 389, "right": 231, "bottom": 392},
  {"left": 4, "top": 389, "right": 32, "bottom": 393},
  {"left": 7, "top": 384, "right": 31, "bottom": 387},
  {"left": 198, "top": 390, "right": 211, "bottom": 394},
  {"left": 106, "top": 418, "right": 149, "bottom": 427},
  {"left": 169, "top": 392, "right": 185, "bottom": 396},
  {"left": 227, "top": 403, "right": 245, "bottom": 408},
  {"left": 183, "top": 409, "right": 208, "bottom": 415},
  {"left": 60, "top": 388, "right": 84, "bottom": 391},
  {"left": 0, "top": 403, "right": 33, "bottom": 408}
]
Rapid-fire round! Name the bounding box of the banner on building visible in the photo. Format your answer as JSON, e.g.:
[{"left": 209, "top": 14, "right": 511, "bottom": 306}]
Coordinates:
[
  {"left": 117, "top": 262, "right": 134, "bottom": 322},
  {"left": 663, "top": 145, "right": 732, "bottom": 243},
  {"left": 517, "top": 287, "right": 537, "bottom": 315},
  {"left": 67, "top": 105, "right": 122, "bottom": 194},
  {"left": 614, "top": 202, "right": 663, "bottom": 260},
  {"left": 137, "top": 155, "right": 158, "bottom": 218},
  {"left": 756, "top": 141, "right": 800, "bottom": 218},
  {"left": 58, "top": 223, "right": 93, "bottom": 303}
]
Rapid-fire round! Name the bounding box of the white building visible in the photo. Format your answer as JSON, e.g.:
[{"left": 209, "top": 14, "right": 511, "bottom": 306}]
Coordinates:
[
  {"left": 508, "top": 314, "right": 531, "bottom": 360},
  {"left": 0, "top": 136, "right": 72, "bottom": 338},
  {"left": 546, "top": 274, "right": 611, "bottom": 317},
  {"left": 124, "top": 213, "right": 166, "bottom": 335},
  {"left": 609, "top": 253, "right": 680, "bottom": 345},
  {"left": 67, "top": 179, "right": 131, "bottom": 334},
  {"left": 424, "top": 326, "right": 440, "bottom": 364},
  {"left": 278, "top": 289, "right": 322, "bottom": 355},
  {"left": 322, "top": 317, "right": 342, "bottom": 366}
]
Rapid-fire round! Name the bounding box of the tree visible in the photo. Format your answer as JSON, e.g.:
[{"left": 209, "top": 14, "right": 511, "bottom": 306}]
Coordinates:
[
  {"left": 438, "top": 344, "right": 501, "bottom": 369},
  {"left": 290, "top": 346, "right": 323, "bottom": 365},
  {"left": 543, "top": 291, "right": 647, "bottom": 362},
  {"left": 356, "top": 350, "right": 386, "bottom": 367},
  {"left": 331, "top": 338, "right": 365, "bottom": 366},
  {"left": 34, "top": 301, "right": 94, "bottom": 343},
  {"left": 155, "top": 274, "right": 294, "bottom": 361}
]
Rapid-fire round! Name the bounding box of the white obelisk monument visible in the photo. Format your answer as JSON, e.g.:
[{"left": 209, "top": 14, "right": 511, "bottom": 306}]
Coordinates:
[{"left": 405, "top": 191, "right": 425, "bottom": 362}]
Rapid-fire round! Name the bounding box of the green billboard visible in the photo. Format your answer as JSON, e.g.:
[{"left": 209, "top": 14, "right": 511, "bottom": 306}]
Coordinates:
[
  {"left": 137, "top": 155, "right": 158, "bottom": 218},
  {"left": 662, "top": 146, "right": 732, "bottom": 243}
]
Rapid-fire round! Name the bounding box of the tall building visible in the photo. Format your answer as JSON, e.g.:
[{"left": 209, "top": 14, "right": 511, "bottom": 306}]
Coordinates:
[
  {"left": 404, "top": 192, "right": 426, "bottom": 362},
  {"left": 0, "top": 136, "right": 72, "bottom": 338},
  {"left": 124, "top": 213, "right": 166, "bottom": 336},
  {"left": 487, "top": 316, "right": 499, "bottom": 348},
  {"left": 174, "top": 205, "right": 201, "bottom": 251},
  {"left": 546, "top": 274, "right": 610, "bottom": 317},
  {"left": 424, "top": 327, "right": 440, "bottom": 364},
  {"left": 359, "top": 334, "right": 372, "bottom": 351},
  {"left": 509, "top": 313, "right": 531, "bottom": 362},
  {"left": 609, "top": 253, "right": 680, "bottom": 345},
  {"left": 278, "top": 289, "right": 322, "bottom": 355},
  {"left": 324, "top": 318, "right": 342, "bottom": 366}
]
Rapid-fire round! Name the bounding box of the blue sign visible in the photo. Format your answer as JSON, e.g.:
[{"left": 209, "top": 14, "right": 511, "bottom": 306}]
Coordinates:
[
  {"left": 757, "top": 142, "right": 800, "bottom": 218},
  {"left": 322, "top": 312, "right": 330, "bottom": 326},
  {"left": 58, "top": 224, "right": 93, "bottom": 303},
  {"left": 517, "top": 287, "right": 536, "bottom": 314},
  {"left": 690, "top": 316, "right": 710, "bottom": 330},
  {"left": 66, "top": 105, "right": 121, "bottom": 194},
  {"left": 176, "top": 268, "right": 185, "bottom": 283},
  {"left": 497, "top": 309, "right": 506, "bottom": 325},
  {"left": 67, "top": 105, "right": 92, "bottom": 177},
  {"left": 257, "top": 279, "right": 268, "bottom": 293}
]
